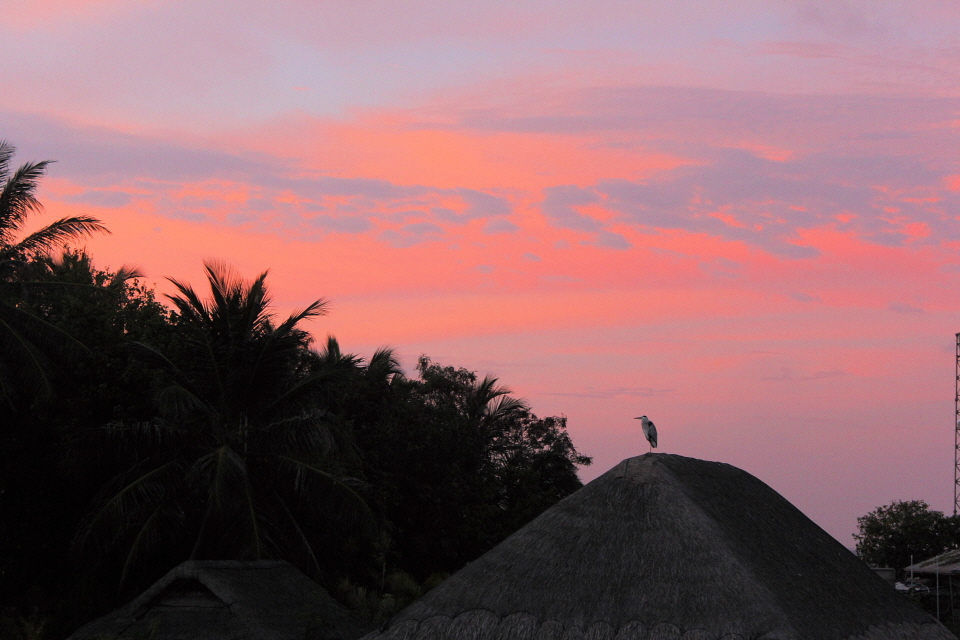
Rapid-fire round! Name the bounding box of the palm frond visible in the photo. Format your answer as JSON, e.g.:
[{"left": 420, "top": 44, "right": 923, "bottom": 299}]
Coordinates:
[
  {"left": 274, "top": 455, "right": 376, "bottom": 536},
  {"left": 165, "top": 276, "right": 211, "bottom": 323},
  {"left": 77, "top": 460, "right": 184, "bottom": 553},
  {"left": 202, "top": 260, "right": 274, "bottom": 338},
  {"left": 192, "top": 446, "right": 246, "bottom": 511},
  {"left": 320, "top": 335, "right": 342, "bottom": 361},
  {"left": 0, "top": 298, "right": 91, "bottom": 402},
  {"left": 188, "top": 445, "right": 259, "bottom": 557},
  {"left": 474, "top": 375, "right": 512, "bottom": 405},
  {"left": 367, "top": 346, "right": 404, "bottom": 383},
  {"left": 253, "top": 409, "right": 338, "bottom": 457},
  {"left": 241, "top": 472, "right": 264, "bottom": 560},
  {"left": 272, "top": 493, "right": 322, "bottom": 575},
  {"left": 119, "top": 502, "right": 186, "bottom": 588},
  {"left": 0, "top": 140, "right": 14, "bottom": 184},
  {"left": 287, "top": 296, "right": 330, "bottom": 324},
  {"left": 0, "top": 306, "right": 55, "bottom": 401},
  {"left": 262, "top": 369, "right": 338, "bottom": 413},
  {"left": 0, "top": 158, "right": 52, "bottom": 242},
  {"left": 1, "top": 216, "right": 108, "bottom": 259},
  {"left": 97, "top": 419, "right": 190, "bottom": 460},
  {"left": 109, "top": 264, "right": 145, "bottom": 287},
  {"left": 487, "top": 395, "right": 530, "bottom": 421},
  {"left": 154, "top": 384, "right": 217, "bottom": 424}
]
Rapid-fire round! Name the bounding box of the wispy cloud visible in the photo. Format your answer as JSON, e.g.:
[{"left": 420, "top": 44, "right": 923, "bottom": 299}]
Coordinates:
[{"left": 548, "top": 386, "right": 674, "bottom": 399}]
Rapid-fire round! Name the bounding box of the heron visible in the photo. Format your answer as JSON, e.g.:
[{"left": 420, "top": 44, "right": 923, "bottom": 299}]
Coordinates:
[{"left": 635, "top": 415, "right": 657, "bottom": 452}]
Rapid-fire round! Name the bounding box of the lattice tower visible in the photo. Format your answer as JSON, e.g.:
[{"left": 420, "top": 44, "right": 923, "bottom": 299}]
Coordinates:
[{"left": 955, "top": 333, "right": 960, "bottom": 515}]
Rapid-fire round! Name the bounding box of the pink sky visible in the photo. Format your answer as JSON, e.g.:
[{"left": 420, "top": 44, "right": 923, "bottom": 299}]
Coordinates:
[{"left": 4, "top": 0, "right": 960, "bottom": 545}]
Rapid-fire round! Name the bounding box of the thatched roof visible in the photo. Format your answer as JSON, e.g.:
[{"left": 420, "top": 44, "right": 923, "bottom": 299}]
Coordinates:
[
  {"left": 365, "top": 454, "right": 953, "bottom": 640},
  {"left": 68, "top": 560, "right": 371, "bottom": 640},
  {"left": 905, "top": 549, "right": 960, "bottom": 575}
]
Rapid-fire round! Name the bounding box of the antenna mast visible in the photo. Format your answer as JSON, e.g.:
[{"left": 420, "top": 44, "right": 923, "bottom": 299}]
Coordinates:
[{"left": 955, "top": 333, "right": 960, "bottom": 515}]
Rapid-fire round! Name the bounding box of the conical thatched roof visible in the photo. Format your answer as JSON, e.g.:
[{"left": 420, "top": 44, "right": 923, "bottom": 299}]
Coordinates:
[
  {"left": 68, "top": 560, "right": 371, "bottom": 640},
  {"left": 365, "top": 454, "right": 953, "bottom": 640}
]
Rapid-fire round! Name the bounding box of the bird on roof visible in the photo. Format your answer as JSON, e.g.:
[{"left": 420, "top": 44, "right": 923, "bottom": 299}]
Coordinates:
[{"left": 635, "top": 415, "right": 657, "bottom": 452}]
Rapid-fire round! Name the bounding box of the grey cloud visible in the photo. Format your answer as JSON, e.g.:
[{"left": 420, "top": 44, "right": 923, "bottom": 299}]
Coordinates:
[
  {"left": 762, "top": 368, "right": 847, "bottom": 381},
  {"left": 404, "top": 222, "right": 443, "bottom": 235},
  {"left": 449, "top": 86, "right": 960, "bottom": 255},
  {"left": 453, "top": 86, "right": 959, "bottom": 140},
  {"left": 888, "top": 301, "right": 924, "bottom": 314},
  {"left": 243, "top": 197, "right": 275, "bottom": 212},
  {"left": 483, "top": 218, "right": 520, "bottom": 234},
  {"left": 432, "top": 207, "right": 460, "bottom": 222},
  {"left": 380, "top": 222, "right": 445, "bottom": 247},
  {"left": 542, "top": 185, "right": 603, "bottom": 232},
  {"left": 306, "top": 215, "right": 374, "bottom": 234},
  {"left": 699, "top": 257, "right": 742, "bottom": 278},
  {"left": 594, "top": 230, "right": 631, "bottom": 250},
  {"left": 225, "top": 212, "right": 261, "bottom": 225},
  {"left": 547, "top": 386, "right": 673, "bottom": 398},
  {"left": 457, "top": 189, "right": 512, "bottom": 218},
  {"left": 66, "top": 189, "right": 132, "bottom": 208},
  {"left": 429, "top": 192, "right": 514, "bottom": 226},
  {"left": 3, "top": 110, "right": 266, "bottom": 185},
  {"left": 291, "top": 175, "right": 426, "bottom": 201},
  {"left": 582, "top": 145, "right": 960, "bottom": 256},
  {"left": 4, "top": 108, "right": 518, "bottom": 245}
]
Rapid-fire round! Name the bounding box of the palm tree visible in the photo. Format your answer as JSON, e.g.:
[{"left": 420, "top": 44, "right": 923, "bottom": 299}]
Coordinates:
[
  {"left": 466, "top": 375, "right": 529, "bottom": 435},
  {"left": 0, "top": 141, "right": 107, "bottom": 279},
  {"left": 78, "top": 262, "right": 374, "bottom": 584},
  {"left": 0, "top": 141, "right": 110, "bottom": 403}
]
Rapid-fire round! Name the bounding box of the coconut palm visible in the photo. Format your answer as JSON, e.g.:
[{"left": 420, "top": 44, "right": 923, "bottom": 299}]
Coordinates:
[
  {"left": 78, "top": 262, "right": 374, "bottom": 584},
  {"left": 467, "top": 376, "right": 528, "bottom": 434},
  {"left": 0, "top": 141, "right": 107, "bottom": 278},
  {"left": 0, "top": 141, "right": 110, "bottom": 403}
]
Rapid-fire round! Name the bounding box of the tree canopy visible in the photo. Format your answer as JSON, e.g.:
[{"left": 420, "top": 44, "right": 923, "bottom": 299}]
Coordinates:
[
  {"left": 854, "top": 500, "right": 960, "bottom": 577},
  {"left": 0, "top": 142, "right": 110, "bottom": 403},
  {"left": 0, "top": 141, "right": 592, "bottom": 639}
]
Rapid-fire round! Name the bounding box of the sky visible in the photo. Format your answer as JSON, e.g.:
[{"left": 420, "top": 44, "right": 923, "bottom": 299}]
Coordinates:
[{"left": 3, "top": 0, "right": 960, "bottom": 546}]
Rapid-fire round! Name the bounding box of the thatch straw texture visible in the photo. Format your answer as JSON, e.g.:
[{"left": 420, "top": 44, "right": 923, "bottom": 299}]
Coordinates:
[
  {"left": 365, "top": 454, "right": 954, "bottom": 640},
  {"left": 68, "top": 560, "right": 371, "bottom": 640}
]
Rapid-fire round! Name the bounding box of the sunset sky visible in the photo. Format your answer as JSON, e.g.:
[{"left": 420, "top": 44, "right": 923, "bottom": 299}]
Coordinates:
[{"left": 4, "top": 0, "right": 960, "bottom": 545}]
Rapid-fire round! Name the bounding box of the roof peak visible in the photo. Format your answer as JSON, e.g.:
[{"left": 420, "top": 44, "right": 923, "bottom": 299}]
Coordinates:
[{"left": 374, "top": 455, "right": 945, "bottom": 640}]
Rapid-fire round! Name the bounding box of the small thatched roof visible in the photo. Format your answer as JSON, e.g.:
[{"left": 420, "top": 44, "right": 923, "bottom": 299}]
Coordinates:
[
  {"left": 905, "top": 549, "right": 960, "bottom": 575},
  {"left": 68, "top": 560, "right": 371, "bottom": 640},
  {"left": 365, "top": 454, "right": 953, "bottom": 640}
]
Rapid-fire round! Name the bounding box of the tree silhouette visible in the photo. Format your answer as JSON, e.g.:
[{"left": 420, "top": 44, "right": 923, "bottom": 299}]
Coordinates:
[
  {"left": 0, "top": 141, "right": 107, "bottom": 279},
  {"left": 0, "top": 141, "right": 109, "bottom": 404},
  {"left": 78, "top": 262, "right": 374, "bottom": 585}
]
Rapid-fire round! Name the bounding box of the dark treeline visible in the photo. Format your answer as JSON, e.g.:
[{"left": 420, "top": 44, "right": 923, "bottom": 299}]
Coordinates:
[{"left": 0, "top": 142, "right": 591, "bottom": 638}]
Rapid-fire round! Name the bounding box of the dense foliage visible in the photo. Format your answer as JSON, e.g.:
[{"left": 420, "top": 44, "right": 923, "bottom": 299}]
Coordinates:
[
  {"left": 854, "top": 500, "right": 960, "bottom": 577},
  {"left": 0, "top": 144, "right": 592, "bottom": 639}
]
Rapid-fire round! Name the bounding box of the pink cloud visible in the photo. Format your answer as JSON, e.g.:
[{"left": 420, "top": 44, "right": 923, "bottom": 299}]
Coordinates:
[{"left": 6, "top": 1, "right": 960, "bottom": 545}]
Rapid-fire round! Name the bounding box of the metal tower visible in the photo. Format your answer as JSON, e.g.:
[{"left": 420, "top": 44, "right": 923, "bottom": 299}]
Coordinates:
[{"left": 955, "top": 333, "right": 960, "bottom": 515}]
